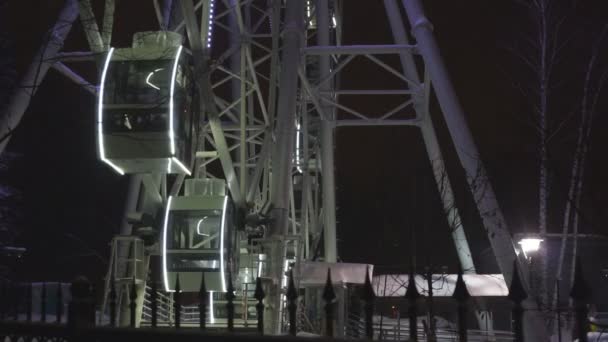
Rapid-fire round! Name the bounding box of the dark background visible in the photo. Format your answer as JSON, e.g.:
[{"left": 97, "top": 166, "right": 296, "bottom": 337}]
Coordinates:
[{"left": 0, "top": 0, "right": 607, "bottom": 283}]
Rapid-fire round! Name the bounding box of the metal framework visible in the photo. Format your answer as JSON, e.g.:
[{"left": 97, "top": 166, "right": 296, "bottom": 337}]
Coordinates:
[{"left": 0, "top": 0, "right": 549, "bottom": 339}]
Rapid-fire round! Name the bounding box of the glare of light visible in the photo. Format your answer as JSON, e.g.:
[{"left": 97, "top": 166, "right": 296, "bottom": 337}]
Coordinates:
[
  {"left": 281, "top": 258, "right": 289, "bottom": 287},
  {"left": 257, "top": 254, "right": 263, "bottom": 277},
  {"left": 306, "top": 1, "right": 311, "bottom": 22},
  {"left": 97, "top": 47, "right": 125, "bottom": 175},
  {"left": 145, "top": 68, "right": 163, "bottom": 90},
  {"left": 332, "top": 14, "right": 337, "bottom": 27},
  {"left": 295, "top": 120, "right": 302, "bottom": 173},
  {"left": 162, "top": 196, "right": 173, "bottom": 292},
  {"left": 209, "top": 291, "right": 215, "bottom": 323},
  {"left": 518, "top": 238, "right": 543, "bottom": 258},
  {"left": 171, "top": 156, "right": 191, "bottom": 175},
  {"left": 196, "top": 217, "right": 210, "bottom": 236},
  {"left": 219, "top": 196, "right": 228, "bottom": 292},
  {"left": 169, "top": 45, "right": 183, "bottom": 156}
]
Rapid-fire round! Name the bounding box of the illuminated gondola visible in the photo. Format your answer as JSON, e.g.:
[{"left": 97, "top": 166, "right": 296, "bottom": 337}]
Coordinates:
[
  {"left": 97, "top": 32, "right": 198, "bottom": 175},
  {"left": 161, "top": 190, "right": 236, "bottom": 292}
]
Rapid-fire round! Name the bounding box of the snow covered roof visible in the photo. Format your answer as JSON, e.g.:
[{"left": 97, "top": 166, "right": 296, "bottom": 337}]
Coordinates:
[{"left": 372, "top": 274, "right": 509, "bottom": 297}]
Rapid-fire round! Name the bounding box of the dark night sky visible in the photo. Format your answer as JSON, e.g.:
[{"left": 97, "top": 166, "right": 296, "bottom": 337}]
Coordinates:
[{"left": 1, "top": 1, "right": 607, "bottom": 283}]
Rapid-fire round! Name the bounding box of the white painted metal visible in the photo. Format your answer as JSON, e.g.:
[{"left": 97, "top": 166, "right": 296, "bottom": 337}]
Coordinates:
[
  {"left": 0, "top": 0, "right": 78, "bottom": 155},
  {"left": 317, "top": 0, "right": 337, "bottom": 263},
  {"left": 267, "top": 1, "right": 305, "bottom": 333},
  {"left": 4, "top": 0, "right": 550, "bottom": 338},
  {"left": 400, "top": 0, "right": 547, "bottom": 339}
]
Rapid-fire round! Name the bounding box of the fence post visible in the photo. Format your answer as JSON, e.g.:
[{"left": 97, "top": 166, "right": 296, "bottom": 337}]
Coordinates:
[
  {"left": 254, "top": 276, "right": 265, "bottom": 335},
  {"left": 56, "top": 282, "right": 63, "bottom": 323},
  {"left": 11, "top": 282, "right": 18, "bottom": 321},
  {"left": 453, "top": 267, "right": 470, "bottom": 342},
  {"left": 68, "top": 276, "right": 95, "bottom": 329},
  {"left": 129, "top": 276, "right": 137, "bottom": 328},
  {"left": 174, "top": 274, "right": 181, "bottom": 329},
  {"left": 26, "top": 283, "right": 32, "bottom": 322},
  {"left": 323, "top": 268, "right": 336, "bottom": 337},
  {"left": 226, "top": 273, "right": 236, "bottom": 332},
  {"left": 198, "top": 272, "right": 207, "bottom": 330},
  {"left": 570, "top": 257, "right": 590, "bottom": 342},
  {"left": 149, "top": 268, "right": 157, "bottom": 328},
  {"left": 41, "top": 281, "right": 47, "bottom": 322},
  {"left": 406, "top": 269, "right": 420, "bottom": 342},
  {"left": 109, "top": 273, "right": 117, "bottom": 327},
  {"left": 508, "top": 261, "right": 527, "bottom": 342},
  {"left": 0, "top": 280, "right": 5, "bottom": 320},
  {"left": 362, "top": 267, "right": 375, "bottom": 339},
  {"left": 287, "top": 270, "right": 298, "bottom": 336}
]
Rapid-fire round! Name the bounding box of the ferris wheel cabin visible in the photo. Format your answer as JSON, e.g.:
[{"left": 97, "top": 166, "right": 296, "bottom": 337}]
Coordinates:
[
  {"left": 162, "top": 180, "right": 236, "bottom": 292},
  {"left": 97, "top": 32, "right": 197, "bottom": 175}
]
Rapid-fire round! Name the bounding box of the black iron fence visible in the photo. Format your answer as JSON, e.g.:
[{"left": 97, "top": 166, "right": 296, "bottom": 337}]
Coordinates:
[{"left": 0, "top": 260, "right": 597, "bottom": 342}]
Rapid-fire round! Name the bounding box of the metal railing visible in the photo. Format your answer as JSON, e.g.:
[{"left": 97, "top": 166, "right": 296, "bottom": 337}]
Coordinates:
[{"left": 0, "top": 262, "right": 598, "bottom": 342}]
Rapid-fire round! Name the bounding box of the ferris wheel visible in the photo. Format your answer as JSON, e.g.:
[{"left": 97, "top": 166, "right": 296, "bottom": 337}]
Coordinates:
[{"left": 0, "top": 0, "right": 549, "bottom": 338}]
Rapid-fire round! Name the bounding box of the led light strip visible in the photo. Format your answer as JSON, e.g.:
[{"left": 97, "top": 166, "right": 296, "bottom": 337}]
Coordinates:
[
  {"left": 171, "top": 157, "right": 191, "bottom": 175},
  {"left": 219, "top": 195, "right": 228, "bottom": 292},
  {"left": 257, "top": 254, "right": 263, "bottom": 277},
  {"left": 145, "top": 68, "right": 163, "bottom": 90},
  {"left": 209, "top": 291, "right": 215, "bottom": 323},
  {"left": 162, "top": 196, "right": 173, "bottom": 292},
  {"left": 98, "top": 48, "right": 125, "bottom": 175},
  {"left": 169, "top": 45, "right": 183, "bottom": 156},
  {"left": 295, "top": 120, "right": 302, "bottom": 173},
  {"left": 206, "top": 0, "right": 215, "bottom": 48},
  {"left": 196, "top": 217, "right": 210, "bottom": 236},
  {"left": 168, "top": 46, "right": 192, "bottom": 175}
]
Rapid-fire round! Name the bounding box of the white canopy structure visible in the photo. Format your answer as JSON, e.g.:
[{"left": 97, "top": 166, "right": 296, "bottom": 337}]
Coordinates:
[{"left": 373, "top": 274, "right": 509, "bottom": 297}]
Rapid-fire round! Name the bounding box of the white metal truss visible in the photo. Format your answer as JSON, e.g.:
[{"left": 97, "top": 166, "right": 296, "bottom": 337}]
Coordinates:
[{"left": 0, "top": 0, "right": 549, "bottom": 339}]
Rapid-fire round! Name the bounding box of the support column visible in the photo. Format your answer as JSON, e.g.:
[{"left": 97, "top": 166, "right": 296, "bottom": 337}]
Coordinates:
[
  {"left": 0, "top": 0, "right": 78, "bottom": 155},
  {"left": 266, "top": 0, "right": 304, "bottom": 334},
  {"left": 401, "top": 0, "right": 547, "bottom": 340},
  {"left": 383, "top": 0, "right": 475, "bottom": 274},
  {"left": 317, "top": 0, "right": 338, "bottom": 263}
]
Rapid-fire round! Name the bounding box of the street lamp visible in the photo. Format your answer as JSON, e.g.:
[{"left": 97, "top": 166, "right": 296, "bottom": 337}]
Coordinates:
[{"left": 518, "top": 237, "right": 543, "bottom": 259}]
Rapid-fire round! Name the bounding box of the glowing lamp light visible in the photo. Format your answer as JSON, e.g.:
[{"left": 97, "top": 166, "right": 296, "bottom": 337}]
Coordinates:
[{"left": 518, "top": 237, "right": 543, "bottom": 258}]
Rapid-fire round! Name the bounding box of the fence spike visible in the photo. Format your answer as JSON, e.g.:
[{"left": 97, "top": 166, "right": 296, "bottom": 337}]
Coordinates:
[
  {"left": 453, "top": 267, "right": 470, "bottom": 342},
  {"left": 129, "top": 276, "right": 137, "bottom": 328},
  {"left": 254, "top": 276, "right": 265, "bottom": 335},
  {"left": 149, "top": 267, "right": 157, "bottom": 328},
  {"left": 287, "top": 269, "right": 298, "bottom": 336},
  {"left": 109, "top": 272, "right": 117, "bottom": 327},
  {"left": 41, "top": 281, "right": 47, "bottom": 322},
  {"left": 56, "top": 282, "right": 63, "bottom": 324},
  {"left": 362, "top": 266, "right": 375, "bottom": 339},
  {"left": 226, "top": 272, "right": 236, "bottom": 332},
  {"left": 68, "top": 276, "right": 95, "bottom": 329},
  {"left": 323, "top": 268, "right": 336, "bottom": 337},
  {"left": 174, "top": 273, "right": 181, "bottom": 329},
  {"left": 571, "top": 257, "right": 590, "bottom": 342},
  {"left": 406, "top": 268, "right": 419, "bottom": 341},
  {"left": 508, "top": 260, "right": 526, "bottom": 342},
  {"left": 198, "top": 272, "right": 207, "bottom": 330}
]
